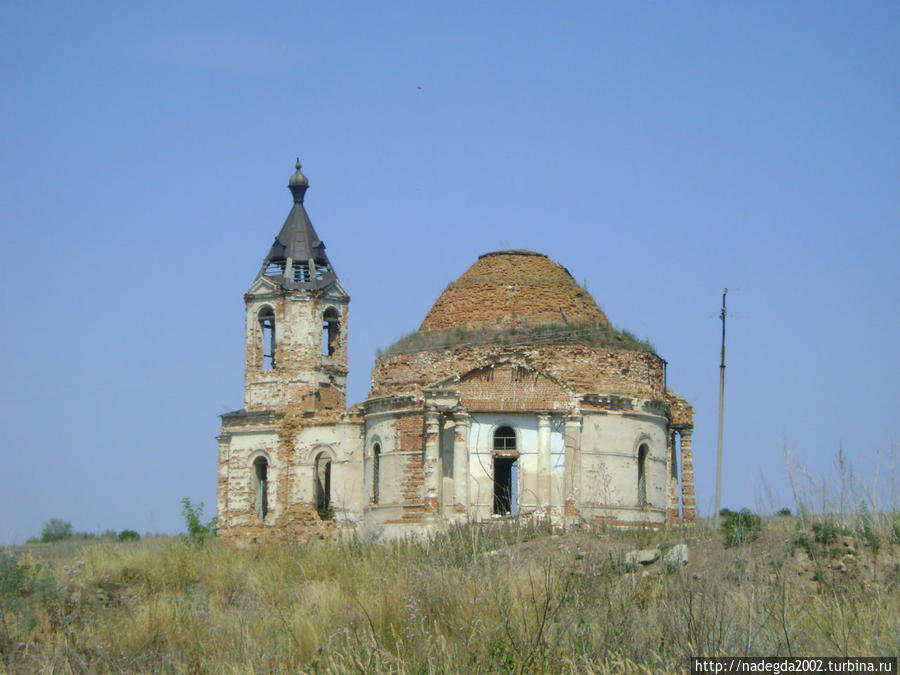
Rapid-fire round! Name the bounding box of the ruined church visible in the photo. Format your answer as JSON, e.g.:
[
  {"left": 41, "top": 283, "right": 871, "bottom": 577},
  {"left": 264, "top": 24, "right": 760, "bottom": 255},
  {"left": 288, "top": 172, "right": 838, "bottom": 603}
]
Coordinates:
[{"left": 216, "top": 162, "right": 695, "bottom": 544}]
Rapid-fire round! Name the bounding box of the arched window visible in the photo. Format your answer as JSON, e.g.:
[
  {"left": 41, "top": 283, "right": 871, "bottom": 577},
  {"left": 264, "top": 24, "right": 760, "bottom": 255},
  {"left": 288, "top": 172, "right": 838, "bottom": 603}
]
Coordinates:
[
  {"left": 322, "top": 308, "right": 340, "bottom": 356},
  {"left": 372, "top": 443, "right": 381, "bottom": 504},
  {"left": 315, "top": 451, "right": 332, "bottom": 518},
  {"left": 253, "top": 456, "right": 268, "bottom": 519},
  {"left": 258, "top": 307, "right": 276, "bottom": 370},
  {"left": 493, "top": 426, "right": 516, "bottom": 452},
  {"left": 637, "top": 443, "right": 649, "bottom": 506}
]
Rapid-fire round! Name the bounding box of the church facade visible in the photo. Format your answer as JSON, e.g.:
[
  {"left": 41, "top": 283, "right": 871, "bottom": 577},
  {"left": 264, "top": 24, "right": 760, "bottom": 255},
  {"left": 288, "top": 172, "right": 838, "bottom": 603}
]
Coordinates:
[{"left": 216, "top": 162, "right": 695, "bottom": 544}]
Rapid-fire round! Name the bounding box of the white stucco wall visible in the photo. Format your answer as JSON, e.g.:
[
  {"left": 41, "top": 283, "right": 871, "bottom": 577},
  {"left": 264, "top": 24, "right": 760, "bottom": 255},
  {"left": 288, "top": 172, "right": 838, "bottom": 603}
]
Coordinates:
[
  {"left": 295, "top": 422, "right": 364, "bottom": 521},
  {"left": 220, "top": 427, "right": 280, "bottom": 527},
  {"left": 579, "top": 410, "right": 668, "bottom": 523},
  {"left": 462, "top": 413, "right": 565, "bottom": 520}
]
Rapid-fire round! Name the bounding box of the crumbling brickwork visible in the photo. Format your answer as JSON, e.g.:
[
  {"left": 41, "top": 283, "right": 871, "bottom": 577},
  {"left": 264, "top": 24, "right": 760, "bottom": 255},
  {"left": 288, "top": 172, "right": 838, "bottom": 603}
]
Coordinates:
[
  {"left": 370, "top": 343, "right": 666, "bottom": 402},
  {"left": 243, "top": 285, "right": 349, "bottom": 413},
  {"left": 219, "top": 503, "right": 343, "bottom": 545},
  {"left": 666, "top": 391, "right": 694, "bottom": 428},
  {"left": 421, "top": 251, "right": 609, "bottom": 331},
  {"left": 458, "top": 364, "right": 572, "bottom": 411},
  {"left": 391, "top": 413, "right": 427, "bottom": 522}
]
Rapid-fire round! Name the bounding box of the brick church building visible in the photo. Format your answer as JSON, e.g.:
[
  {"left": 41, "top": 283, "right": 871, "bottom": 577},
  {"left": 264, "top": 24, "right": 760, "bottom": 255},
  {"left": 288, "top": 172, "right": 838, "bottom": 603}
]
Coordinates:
[{"left": 216, "top": 161, "right": 695, "bottom": 544}]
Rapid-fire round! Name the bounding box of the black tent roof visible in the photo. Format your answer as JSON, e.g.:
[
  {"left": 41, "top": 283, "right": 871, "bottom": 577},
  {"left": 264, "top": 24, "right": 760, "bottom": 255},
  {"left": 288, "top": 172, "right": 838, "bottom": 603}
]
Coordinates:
[{"left": 257, "top": 161, "right": 339, "bottom": 292}]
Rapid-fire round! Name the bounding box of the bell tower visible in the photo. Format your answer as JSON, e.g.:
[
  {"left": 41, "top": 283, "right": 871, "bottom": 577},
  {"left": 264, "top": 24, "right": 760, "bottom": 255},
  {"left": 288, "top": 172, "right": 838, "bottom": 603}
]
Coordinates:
[{"left": 242, "top": 160, "right": 349, "bottom": 413}]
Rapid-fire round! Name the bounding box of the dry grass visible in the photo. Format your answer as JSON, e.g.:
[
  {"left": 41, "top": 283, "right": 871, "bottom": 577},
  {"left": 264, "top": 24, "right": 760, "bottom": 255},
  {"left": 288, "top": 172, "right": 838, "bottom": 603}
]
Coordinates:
[{"left": 1, "top": 516, "right": 898, "bottom": 673}]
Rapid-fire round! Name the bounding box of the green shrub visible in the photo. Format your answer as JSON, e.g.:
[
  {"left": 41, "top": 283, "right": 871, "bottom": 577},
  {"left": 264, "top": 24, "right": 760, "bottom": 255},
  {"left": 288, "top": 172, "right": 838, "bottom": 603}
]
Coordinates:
[
  {"left": 181, "top": 498, "right": 217, "bottom": 545},
  {"left": 777, "top": 508, "right": 792, "bottom": 516},
  {"left": 720, "top": 508, "right": 762, "bottom": 547},
  {"left": 856, "top": 503, "right": 881, "bottom": 554},
  {"left": 794, "top": 532, "right": 813, "bottom": 556},
  {"left": 117, "top": 529, "right": 140, "bottom": 542},
  {"left": 40, "top": 518, "right": 73, "bottom": 542},
  {"left": 812, "top": 520, "right": 848, "bottom": 545},
  {"left": 0, "top": 554, "right": 29, "bottom": 600}
]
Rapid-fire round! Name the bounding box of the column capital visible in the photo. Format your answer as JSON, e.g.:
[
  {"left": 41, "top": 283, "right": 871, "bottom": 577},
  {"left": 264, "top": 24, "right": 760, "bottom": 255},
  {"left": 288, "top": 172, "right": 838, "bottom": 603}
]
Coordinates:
[{"left": 452, "top": 410, "right": 470, "bottom": 425}]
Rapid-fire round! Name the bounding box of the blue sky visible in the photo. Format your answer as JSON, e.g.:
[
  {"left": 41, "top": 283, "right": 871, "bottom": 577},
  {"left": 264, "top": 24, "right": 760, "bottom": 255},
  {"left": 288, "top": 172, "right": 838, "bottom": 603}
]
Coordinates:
[{"left": 1, "top": 2, "right": 897, "bottom": 542}]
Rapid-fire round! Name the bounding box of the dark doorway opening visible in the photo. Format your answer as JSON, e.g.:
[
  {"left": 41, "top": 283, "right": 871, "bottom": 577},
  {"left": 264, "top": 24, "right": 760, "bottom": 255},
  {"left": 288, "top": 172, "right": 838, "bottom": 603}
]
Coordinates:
[{"left": 493, "top": 456, "right": 519, "bottom": 515}]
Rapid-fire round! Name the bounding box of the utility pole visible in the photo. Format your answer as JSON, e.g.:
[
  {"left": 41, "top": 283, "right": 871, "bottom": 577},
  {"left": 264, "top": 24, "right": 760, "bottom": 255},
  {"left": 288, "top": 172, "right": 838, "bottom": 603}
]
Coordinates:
[{"left": 714, "top": 288, "right": 727, "bottom": 530}]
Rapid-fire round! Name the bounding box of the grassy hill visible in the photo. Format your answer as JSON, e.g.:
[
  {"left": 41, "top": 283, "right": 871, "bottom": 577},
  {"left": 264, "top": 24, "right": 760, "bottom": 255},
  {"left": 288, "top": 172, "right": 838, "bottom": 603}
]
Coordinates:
[{"left": 2, "top": 515, "right": 899, "bottom": 673}]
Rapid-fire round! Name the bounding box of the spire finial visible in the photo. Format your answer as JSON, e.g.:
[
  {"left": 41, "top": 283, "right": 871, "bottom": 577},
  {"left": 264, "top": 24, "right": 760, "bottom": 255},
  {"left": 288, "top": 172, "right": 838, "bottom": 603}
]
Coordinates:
[{"left": 288, "top": 157, "right": 309, "bottom": 203}]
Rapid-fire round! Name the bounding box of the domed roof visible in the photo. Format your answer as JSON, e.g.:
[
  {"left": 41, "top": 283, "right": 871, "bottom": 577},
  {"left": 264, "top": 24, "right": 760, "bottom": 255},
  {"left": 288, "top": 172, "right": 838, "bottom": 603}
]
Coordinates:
[
  {"left": 288, "top": 158, "right": 309, "bottom": 203},
  {"left": 419, "top": 250, "right": 610, "bottom": 332}
]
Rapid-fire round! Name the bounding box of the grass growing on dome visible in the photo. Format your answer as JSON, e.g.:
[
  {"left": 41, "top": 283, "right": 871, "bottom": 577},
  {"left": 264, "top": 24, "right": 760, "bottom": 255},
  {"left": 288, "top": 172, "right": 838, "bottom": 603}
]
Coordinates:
[{"left": 378, "top": 322, "right": 656, "bottom": 357}]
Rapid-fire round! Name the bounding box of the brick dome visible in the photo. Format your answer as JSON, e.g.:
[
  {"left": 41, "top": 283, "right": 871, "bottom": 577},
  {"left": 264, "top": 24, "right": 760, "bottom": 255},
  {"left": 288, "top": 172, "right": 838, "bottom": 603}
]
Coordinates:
[{"left": 419, "top": 250, "right": 610, "bottom": 332}]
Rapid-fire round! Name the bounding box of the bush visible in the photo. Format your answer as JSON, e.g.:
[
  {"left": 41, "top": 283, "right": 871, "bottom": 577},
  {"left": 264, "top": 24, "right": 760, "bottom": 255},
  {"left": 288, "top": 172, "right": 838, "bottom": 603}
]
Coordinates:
[
  {"left": 777, "top": 508, "right": 792, "bottom": 516},
  {"left": 720, "top": 508, "right": 762, "bottom": 547},
  {"left": 794, "top": 531, "right": 813, "bottom": 556},
  {"left": 181, "top": 498, "right": 217, "bottom": 545},
  {"left": 812, "top": 520, "right": 848, "bottom": 545},
  {"left": 40, "top": 518, "right": 73, "bottom": 543},
  {"left": 117, "top": 529, "right": 140, "bottom": 542},
  {"left": 0, "top": 554, "right": 29, "bottom": 600}
]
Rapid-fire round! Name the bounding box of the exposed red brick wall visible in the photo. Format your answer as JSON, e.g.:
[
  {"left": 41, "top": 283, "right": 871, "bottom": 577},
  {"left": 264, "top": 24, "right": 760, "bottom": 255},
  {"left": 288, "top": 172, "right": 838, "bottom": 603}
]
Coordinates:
[
  {"left": 667, "top": 391, "right": 694, "bottom": 428},
  {"left": 680, "top": 431, "right": 696, "bottom": 523},
  {"left": 383, "top": 413, "right": 426, "bottom": 522},
  {"left": 397, "top": 452, "right": 424, "bottom": 522},
  {"left": 218, "top": 503, "right": 342, "bottom": 545},
  {"left": 243, "top": 291, "right": 349, "bottom": 412},
  {"left": 394, "top": 413, "right": 424, "bottom": 452},
  {"left": 371, "top": 343, "right": 665, "bottom": 401},
  {"left": 459, "top": 364, "right": 571, "bottom": 410},
  {"left": 317, "top": 383, "right": 344, "bottom": 410},
  {"left": 420, "top": 251, "right": 609, "bottom": 331}
]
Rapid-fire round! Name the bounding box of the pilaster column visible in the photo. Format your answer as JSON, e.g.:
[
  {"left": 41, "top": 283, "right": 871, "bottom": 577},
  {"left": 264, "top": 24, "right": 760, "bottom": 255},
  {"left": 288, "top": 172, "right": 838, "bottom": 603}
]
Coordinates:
[
  {"left": 564, "top": 415, "right": 582, "bottom": 518},
  {"left": 423, "top": 411, "right": 441, "bottom": 516},
  {"left": 537, "top": 414, "right": 551, "bottom": 510},
  {"left": 452, "top": 411, "right": 470, "bottom": 513},
  {"left": 679, "top": 429, "right": 696, "bottom": 523},
  {"left": 216, "top": 435, "right": 230, "bottom": 531},
  {"left": 667, "top": 429, "right": 679, "bottom": 523}
]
